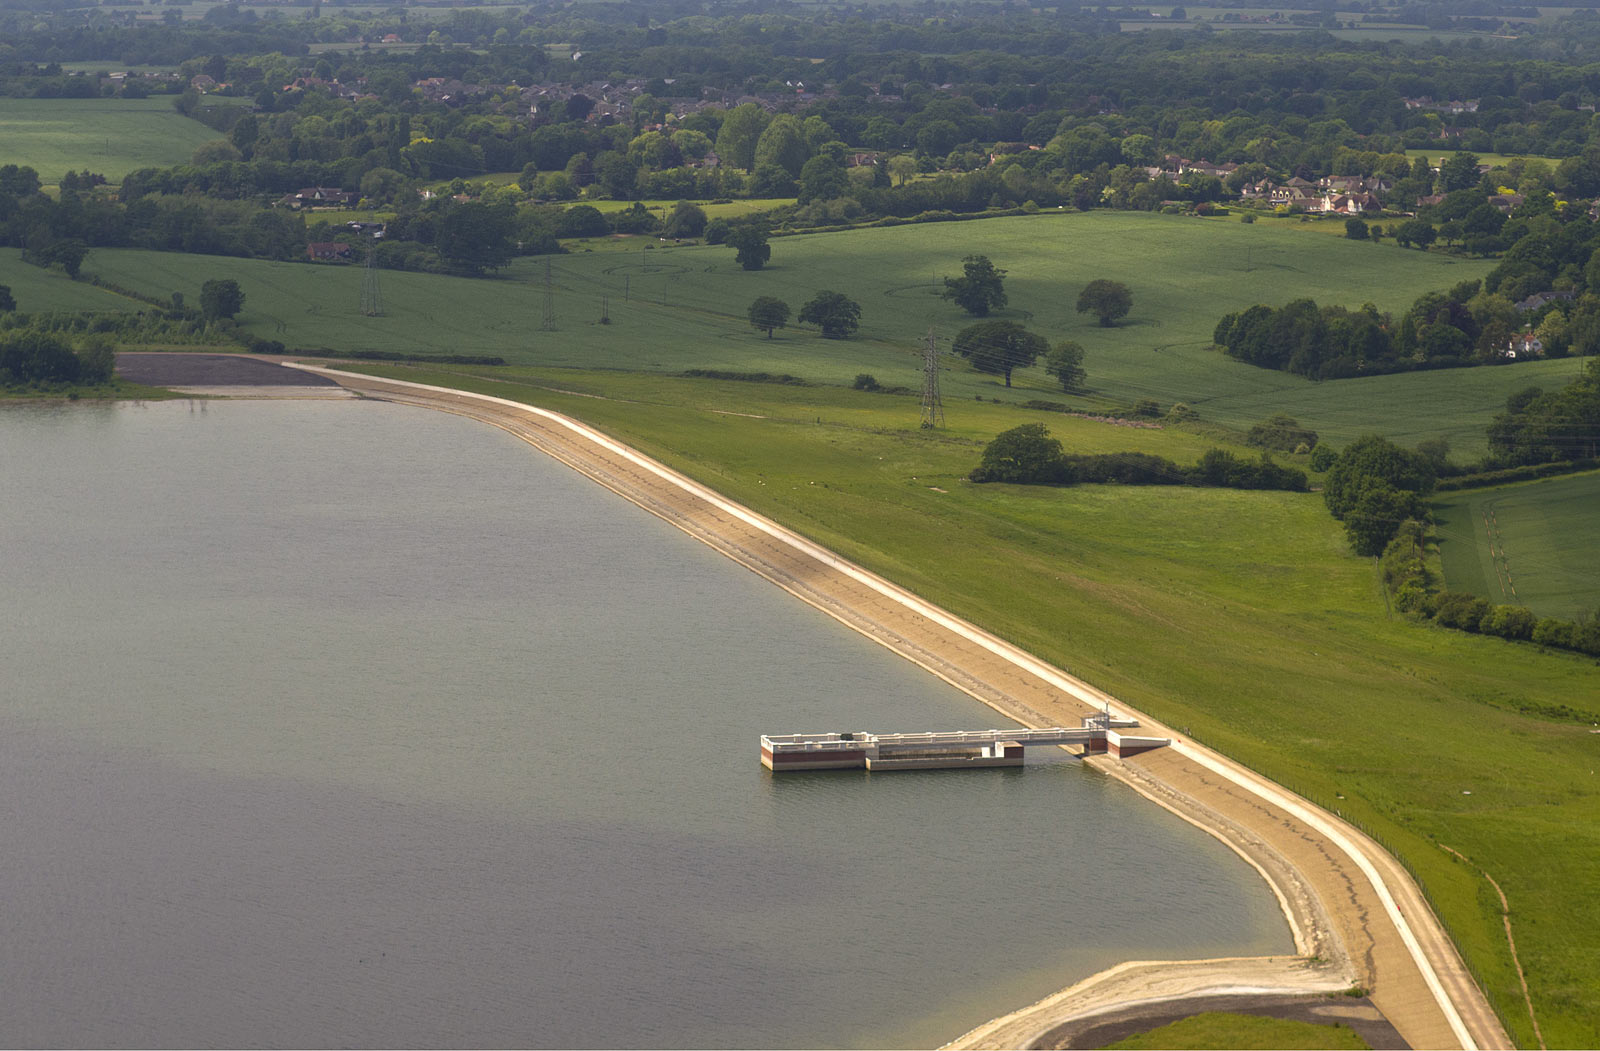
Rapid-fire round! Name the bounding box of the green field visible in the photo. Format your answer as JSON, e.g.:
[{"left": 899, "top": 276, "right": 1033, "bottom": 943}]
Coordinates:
[
  {"left": 324, "top": 360, "right": 1598, "bottom": 1048},
  {"left": 1104, "top": 1011, "right": 1371, "bottom": 1049},
  {"left": 0, "top": 97, "right": 226, "bottom": 181},
  {"left": 1434, "top": 471, "right": 1600, "bottom": 620},
  {"left": 1405, "top": 149, "right": 1567, "bottom": 169},
  {"left": 8, "top": 211, "right": 1571, "bottom": 457}
]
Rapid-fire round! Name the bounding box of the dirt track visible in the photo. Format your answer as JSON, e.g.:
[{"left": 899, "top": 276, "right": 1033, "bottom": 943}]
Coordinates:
[{"left": 292, "top": 363, "right": 1511, "bottom": 1051}]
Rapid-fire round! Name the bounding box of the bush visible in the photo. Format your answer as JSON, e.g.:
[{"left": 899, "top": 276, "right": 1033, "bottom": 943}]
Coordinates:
[
  {"left": 1246, "top": 413, "right": 1319, "bottom": 452},
  {"left": 1481, "top": 605, "right": 1537, "bottom": 640},
  {"left": 1532, "top": 618, "right": 1576, "bottom": 648},
  {"left": 1434, "top": 591, "right": 1492, "bottom": 631},
  {"left": 1309, "top": 444, "right": 1337, "bottom": 472},
  {"left": 852, "top": 373, "right": 881, "bottom": 391}
]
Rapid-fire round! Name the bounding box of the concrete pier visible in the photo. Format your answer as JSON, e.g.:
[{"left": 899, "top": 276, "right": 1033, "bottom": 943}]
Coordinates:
[{"left": 761, "top": 717, "right": 1169, "bottom": 771}]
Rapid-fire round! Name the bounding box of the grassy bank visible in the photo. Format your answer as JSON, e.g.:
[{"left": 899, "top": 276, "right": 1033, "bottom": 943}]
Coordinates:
[{"left": 324, "top": 361, "right": 1598, "bottom": 1048}]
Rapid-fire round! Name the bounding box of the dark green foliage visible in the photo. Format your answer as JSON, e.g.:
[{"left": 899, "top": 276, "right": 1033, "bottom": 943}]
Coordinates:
[
  {"left": 1246, "top": 413, "right": 1318, "bottom": 452},
  {"left": 1345, "top": 218, "right": 1368, "bottom": 240},
  {"left": 942, "top": 254, "right": 1007, "bottom": 317},
  {"left": 1044, "top": 340, "right": 1086, "bottom": 392},
  {"left": 0, "top": 330, "right": 85, "bottom": 386},
  {"left": 558, "top": 205, "right": 610, "bottom": 239},
  {"left": 1191, "top": 449, "right": 1309, "bottom": 491},
  {"left": 435, "top": 201, "right": 515, "bottom": 274},
  {"left": 1323, "top": 435, "right": 1436, "bottom": 521},
  {"left": 200, "top": 278, "right": 244, "bottom": 321},
  {"left": 1345, "top": 484, "right": 1427, "bottom": 557},
  {"left": 952, "top": 320, "right": 1045, "bottom": 387},
  {"left": 679, "top": 369, "right": 808, "bottom": 385},
  {"left": 969, "top": 423, "right": 1070, "bottom": 484},
  {"left": 664, "top": 200, "right": 708, "bottom": 239},
  {"left": 971, "top": 426, "right": 1306, "bottom": 491},
  {"left": 852, "top": 373, "right": 881, "bottom": 391},
  {"left": 1487, "top": 360, "right": 1600, "bottom": 464},
  {"left": 1076, "top": 279, "right": 1132, "bottom": 327},
  {"left": 747, "top": 296, "right": 791, "bottom": 338},
  {"left": 726, "top": 225, "right": 771, "bottom": 271},
  {"left": 798, "top": 290, "right": 860, "bottom": 339},
  {"left": 0, "top": 285, "right": 14, "bottom": 312},
  {"left": 1309, "top": 444, "right": 1338, "bottom": 472}
]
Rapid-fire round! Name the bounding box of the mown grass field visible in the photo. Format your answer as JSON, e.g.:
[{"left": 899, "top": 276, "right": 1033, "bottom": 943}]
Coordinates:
[
  {"left": 10, "top": 210, "right": 1577, "bottom": 457},
  {"left": 1104, "top": 1011, "right": 1370, "bottom": 1050},
  {"left": 0, "top": 97, "right": 226, "bottom": 181},
  {"left": 1434, "top": 470, "right": 1600, "bottom": 620},
  {"left": 327, "top": 360, "right": 1599, "bottom": 1049}
]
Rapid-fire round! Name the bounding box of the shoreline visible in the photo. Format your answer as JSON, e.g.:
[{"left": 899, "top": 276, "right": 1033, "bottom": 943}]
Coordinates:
[{"left": 284, "top": 362, "right": 1508, "bottom": 1051}]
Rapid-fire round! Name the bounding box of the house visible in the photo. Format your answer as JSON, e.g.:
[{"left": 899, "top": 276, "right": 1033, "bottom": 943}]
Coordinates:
[
  {"left": 1514, "top": 290, "right": 1574, "bottom": 313},
  {"left": 285, "top": 187, "right": 357, "bottom": 208},
  {"left": 1320, "top": 192, "right": 1382, "bottom": 215},
  {"left": 1487, "top": 193, "right": 1524, "bottom": 214},
  {"left": 307, "top": 242, "right": 353, "bottom": 262},
  {"left": 1505, "top": 332, "right": 1543, "bottom": 359}
]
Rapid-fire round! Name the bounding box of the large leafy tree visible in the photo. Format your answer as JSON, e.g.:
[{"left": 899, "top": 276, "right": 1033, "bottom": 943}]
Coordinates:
[
  {"left": 969, "top": 423, "right": 1068, "bottom": 484},
  {"left": 747, "top": 296, "right": 791, "bottom": 338},
  {"left": 200, "top": 278, "right": 245, "bottom": 321},
  {"left": 1076, "top": 279, "right": 1133, "bottom": 327},
  {"left": 798, "top": 290, "right": 861, "bottom": 339},
  {"left": 953, "top": 320, "right": 1046, "bottom": 387},
  {"left": 725, "top": 225, "right": 771, "bottom": 271},
  {"left": 1044, "top": 340, "right": 1086, "bottom": 392},
  {"left": 435, "top": 201, "right": 514, "bottom": 274},
  {"left": 1322, "top": 434, "right": 1436, "bottom": 522},
  {"left": 942, "top": 255, "right": 1007, "bottom": 317}
]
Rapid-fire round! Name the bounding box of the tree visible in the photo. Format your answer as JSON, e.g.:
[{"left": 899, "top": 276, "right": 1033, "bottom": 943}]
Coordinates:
[
  {"left": 0, "top": 285, "right": 14, "bottom": 313},
  {"left": 1077, "top": 279, "right": 1133, "bottom": 327},
  {"left": 748, "top": 296, "right": 791, "bottom": 339},
  {"left": 664, "top": 200, "right": 707, "bottom": 239},
  {"left": 942, "top": 255, "right": 1008, "bottom": 317},
  {"left": 969, "top": 423, "right": 1069, "bottom": 484},
  {"left": 1345, "top": 218, "right": 1369, "bottom": 240},
  {"left": 200, "top": 278, "right": 245, "bottom": 321},
  {"left": 1395, "top": 220, "right": 1436, "bottom": 250},
  {"left": 436, "top": 201, "right": 515, "bottom": 274},
  {"left": 725, "top": 225, "right": 771, "bottom": 271},
  {"left": 798, "top": 290, "right": 861, "bottom": 339},
  {"left": 1323, "top": 434, "right": 1436, "bottom": 521},
  {"left": 1345, "top": 483, "right": 1426, "bottom": 556},
  {"left": 714, "top": 103, "right": 771, "bottom": 171},
  {"left": 753, "top": 114, "right": 809, "bottom": 178},
  {"left": 1044, "top": 340, "right": 1086, "bottom": 392},
  {"left": 42, "top": 239, "right": 89, "bottom": 279},
  {"left": 953, "top": 320, "right": 1046, "bottom": 387},
  {"left": 797, "top": 154, "right": 849, "bottom": 205}
]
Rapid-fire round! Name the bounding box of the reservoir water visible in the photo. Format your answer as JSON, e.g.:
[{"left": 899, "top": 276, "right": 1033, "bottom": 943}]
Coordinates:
[{"left": 0, "top": 399, "right": 1289, "bottom": 1048}]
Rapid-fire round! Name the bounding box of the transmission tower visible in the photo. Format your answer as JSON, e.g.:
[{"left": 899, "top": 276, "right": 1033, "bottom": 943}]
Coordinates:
[
  {"left": 360, "top": 244, "right": 383, "bottom": 317},
  {"left": 920, "top": 327, "right": 944, "bottom": 429},
  {"left": 541, "top": 260, "right": 556, "bottom": 331}
]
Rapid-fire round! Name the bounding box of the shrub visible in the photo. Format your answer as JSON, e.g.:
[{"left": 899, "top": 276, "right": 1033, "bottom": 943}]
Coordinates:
[
  {"left": 1532, "top": 618, "right": 1576, "bottom": 648},
  {"left": 852, "top": 373, "right": 880, "bottom": 391},
  {"left": 1434, "top": 591, "right": 1492, "bottom": 631},
  {"left": 1481, "top": 605, "right": 1537, "bottom": 640}
]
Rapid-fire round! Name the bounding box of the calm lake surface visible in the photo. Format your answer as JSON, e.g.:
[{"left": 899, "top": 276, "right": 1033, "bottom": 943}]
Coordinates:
[{"left": 0, "top": 399, "right": 1289, "bottom": 1048}]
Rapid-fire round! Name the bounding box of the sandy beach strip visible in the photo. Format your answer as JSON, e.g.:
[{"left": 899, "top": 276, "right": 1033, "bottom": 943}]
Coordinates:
[{"left": 289, "top": 362, "right": 1511, "bottom": 1051}]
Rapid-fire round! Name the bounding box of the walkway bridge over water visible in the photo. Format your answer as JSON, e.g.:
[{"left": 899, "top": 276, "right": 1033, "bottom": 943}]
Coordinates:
[{"left": 761, "top": 714, "right": 1169, "bottom": 771}]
